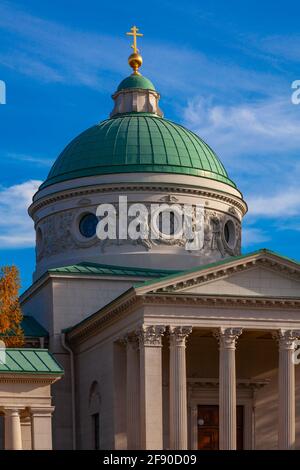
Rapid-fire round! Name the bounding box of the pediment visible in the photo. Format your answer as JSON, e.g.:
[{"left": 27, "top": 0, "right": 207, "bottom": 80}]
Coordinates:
[
  {"left": 137, "top": 250, "right": 300, "bottom": 299},
  {"left": 177, "top": 266, "right": 300, "bottom": 297}
]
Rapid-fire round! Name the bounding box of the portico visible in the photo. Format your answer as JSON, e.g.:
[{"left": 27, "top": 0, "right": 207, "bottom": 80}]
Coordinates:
[
  {"left": 0, "top": 349, "right": 63, "bottom": 450},
  {"left": 66, "top": 249, "right": 300, "bottom": 450},
  {"left": 120, "top": 324, "right": 299, "bottom": 450}
]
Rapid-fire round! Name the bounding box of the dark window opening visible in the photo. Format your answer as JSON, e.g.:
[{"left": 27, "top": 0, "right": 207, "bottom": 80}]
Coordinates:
[
  {"left": 159, "top": 211, "right": 176, "bottom": 235},
  {"left": 224, "top": 222, "right": 230, "bottom": 243},
  {"left": 79, "top": 213, "right": 98, "bottom": 238},
  {"left": 92, "top": 413, "right": 100, "bottom": 450}
]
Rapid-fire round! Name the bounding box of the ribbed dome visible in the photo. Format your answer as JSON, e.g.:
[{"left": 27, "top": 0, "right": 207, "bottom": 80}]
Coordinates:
[{"left": 41, "top": 114, "right": 235, "bottom": 189}]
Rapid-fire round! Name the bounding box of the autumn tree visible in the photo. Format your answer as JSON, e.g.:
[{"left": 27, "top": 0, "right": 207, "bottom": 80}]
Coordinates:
[{"left": 0, "top": 266, "right": 24, "bottom": 347}]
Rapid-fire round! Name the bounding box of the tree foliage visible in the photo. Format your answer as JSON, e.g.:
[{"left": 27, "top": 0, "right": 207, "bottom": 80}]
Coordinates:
[{"left": 0, "top": 266, "right": 24, "bottom": 347}]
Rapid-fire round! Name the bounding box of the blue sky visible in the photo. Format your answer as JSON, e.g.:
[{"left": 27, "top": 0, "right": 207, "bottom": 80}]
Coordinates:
[{"left": 0, "top": 0, "right": 300, "bottom": 291}]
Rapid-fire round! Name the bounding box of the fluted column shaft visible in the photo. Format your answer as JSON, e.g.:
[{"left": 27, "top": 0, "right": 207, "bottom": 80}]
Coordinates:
[
  {"left": 137, "top": 325, "right": 165, "bottom": 450},
  {"left": 4, "top": 408, "right": 22, "bottom": 450},
  {"left": 125, "top": 334, "right": 140, "bottom": 449},
  {"left": 275, "top": 329, "right": 300, "bottom": 450},
  {"left": 169, "top": 326, "right": 192, "bottom": 450},
  {"left": 214, "top": 327, "right": 242, "bottom": 450}
]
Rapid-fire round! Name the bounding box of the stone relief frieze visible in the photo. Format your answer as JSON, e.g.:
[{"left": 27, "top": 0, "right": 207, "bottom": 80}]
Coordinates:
[
  {"left": 36, "top": 211, "right": 77, "bottom": 261},
  {"left": 35, "top": 203, "right": 242, "bottom": 261}
]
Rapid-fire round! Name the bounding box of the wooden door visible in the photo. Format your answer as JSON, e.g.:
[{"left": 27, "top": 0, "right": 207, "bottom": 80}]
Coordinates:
[{"left": 197, "top": 405, "right": 244, "bottom": 450}]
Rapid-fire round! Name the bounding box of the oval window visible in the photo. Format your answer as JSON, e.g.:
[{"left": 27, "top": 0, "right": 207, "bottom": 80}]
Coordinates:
[
  {"left": 223, "top": 219, "right": 236, "bottom": 248},
  {"left": 79, "top": 213, "right": 98, "bottom": 238}
]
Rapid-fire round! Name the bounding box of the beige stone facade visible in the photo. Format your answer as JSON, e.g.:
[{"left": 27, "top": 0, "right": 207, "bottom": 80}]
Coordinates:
[
  {"left": 0, "top": 372, "right": 60, "bottom": 450},
  {"left": 19, "top": 249, "right": 300, "bottom": 450}
]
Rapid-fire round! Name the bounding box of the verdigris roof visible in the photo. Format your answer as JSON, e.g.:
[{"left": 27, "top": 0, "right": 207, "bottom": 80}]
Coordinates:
[
  {"left": 48, "top": 261, "right": 178, "bottom": 278},
  {"left": 0, "top": 349, "right": 63, "bottom": 375},
  {"left": 117, "top": 74, "right": 155, "bottom": 91},
  {"left": 2, "top": 316, "right": 48, "bottom": 339},
  {"left": 41, "top": 114, "right": 235, "bottom": 189},
  {"left": 21, "top": 316, "right": 48, "bottom": 338}
]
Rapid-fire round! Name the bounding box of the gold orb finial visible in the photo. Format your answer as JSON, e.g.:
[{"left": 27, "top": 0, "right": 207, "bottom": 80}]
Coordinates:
[{"left": 126, "top": 25, "right": 143, "bottom": 75}]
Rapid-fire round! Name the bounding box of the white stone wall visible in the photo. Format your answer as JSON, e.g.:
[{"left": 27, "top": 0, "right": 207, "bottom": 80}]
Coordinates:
[
  {"left": 29, "top": 173, "right": 246, "bottom": 279},
  {"left": 20, "top": 275, "right": 139, "bottom": 449}
]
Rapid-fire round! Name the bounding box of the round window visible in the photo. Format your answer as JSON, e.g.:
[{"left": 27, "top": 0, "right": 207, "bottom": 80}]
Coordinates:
[
  {"left": 79, "top": 213, "right": 98, "bottom": 238},
  {"left": 223, "top": 219, "right": 236, "bottom": 248},
  {"left": 151, "top": 206, "right": 183, "bottom": 241},
  {"left": 158, "top": 210, "right": 176, "bottom": 236}
]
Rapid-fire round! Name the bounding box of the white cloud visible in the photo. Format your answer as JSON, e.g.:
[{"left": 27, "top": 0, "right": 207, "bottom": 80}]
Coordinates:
[
  {"left": 242, "top": 227, "right": 270, "bottom": 247},
  {"left": 0, "top": 51, "right": 64, "bottom": 83},
  {"left": 0, "top": 2, "right": 286, "bottom": 97},
  {"left": 183, "top": 96, "right": 300, "bottom": 159},
  {"left": 0, "top": 2, "right": 124, "bottom": 88},
  {"left": 0, "top": 180, "right": 42, "bottom": 248},
  {"left": 259, "top": 35, "right": 300, "bottom": 63},
  {"left": 247, "top": 188, "right": 300, "bottom": 218},
  {"left": 7, "top": 153, "right": 54, "bottom": 167},
  {"left": 183, "top": 95, "right": 300, "bottom": 234}
]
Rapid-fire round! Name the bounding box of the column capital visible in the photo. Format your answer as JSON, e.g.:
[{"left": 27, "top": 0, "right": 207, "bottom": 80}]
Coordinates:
[
  {"left": 3, "top": 407, "right": 24, "bottom": 416},
  {"left": 136, "top": 325, "right": 165, "bottom": 347},
  {"left": 168, "top": 326, "right": 192, "bottom": 347},
  {"left": 123, "top": 332, "right": 139, "bottom": 351},
  {"left": 213, "top": 327, "right": 242, "bottom": 349},
  {"left": 273, "top": 329, "right": 300, "bottom": 350}
]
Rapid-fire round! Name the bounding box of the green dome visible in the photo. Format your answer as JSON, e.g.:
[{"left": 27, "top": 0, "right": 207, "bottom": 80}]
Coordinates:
[
  {"left": 41, "top": 114, "right": 236, "bottom": 189},
  {"left": 117, "top": 74, "right": 155, "bottom": 92}
]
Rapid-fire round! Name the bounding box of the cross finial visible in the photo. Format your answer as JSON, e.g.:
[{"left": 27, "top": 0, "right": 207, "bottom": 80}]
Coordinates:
[{"left": 126, "top": 25, "right": 143, "bottom": 54}]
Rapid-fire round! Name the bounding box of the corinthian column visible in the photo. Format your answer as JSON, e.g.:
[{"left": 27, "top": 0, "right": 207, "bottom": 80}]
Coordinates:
[
  {"left": 137, "top": 325, "right": 165, "bottom": 450},
  {"left": 274, "top": 329, "right": 300, "bottom": 450},
  {"left": 125, "top": 333, "right": 140, "bottom": 450},
  {"left": 169, "top": 326, "right": 192, "bottom": 450},
  {"left": 214, "top": 327, "right": 242, "bottom": 450}
]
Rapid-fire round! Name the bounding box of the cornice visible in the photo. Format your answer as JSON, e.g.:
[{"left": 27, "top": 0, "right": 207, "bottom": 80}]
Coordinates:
[
  {"left": 0, "top": 374, "right": 62, "bottom": 384},
  {"left": 67, "top": 291, "right": 300, "bottom": 345},
  {"left": 66, "top": 253, "right": 300, "bottom": 345},
  {"left": 138, "top": 256, "right": 300, "bottom": 295},
  {"left": 141, "top": 293, "right": 300, "bottom": 309},
  {"left": 29, "top": 182, "right": 247, "bottom": 218}
]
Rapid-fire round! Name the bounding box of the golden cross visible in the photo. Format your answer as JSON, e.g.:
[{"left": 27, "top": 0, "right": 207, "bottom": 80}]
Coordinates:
[{"left": 126, "top": 25, "right": 143, "bottom": 54}]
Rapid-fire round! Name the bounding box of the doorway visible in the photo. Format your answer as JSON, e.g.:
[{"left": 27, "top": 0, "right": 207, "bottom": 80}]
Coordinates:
[{"left": 197, "top": 405, "right": 244, "bottom": 450}]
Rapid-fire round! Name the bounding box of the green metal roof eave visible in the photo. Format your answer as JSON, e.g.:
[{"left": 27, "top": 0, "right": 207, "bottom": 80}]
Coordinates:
[
  {"left": 110, "top": 111, "right": 161, "bottom": 119},
  {"left": 40, "top": 165, "right": 236, "bottom": 190},
  {"left": 0, "top": 349, "right": 64, "bottom": 375},
  {"left": 48, "top": 262, "right": 179, "bottom": 278}
]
